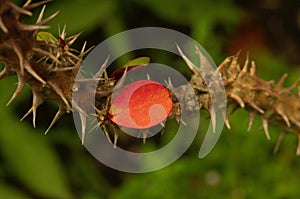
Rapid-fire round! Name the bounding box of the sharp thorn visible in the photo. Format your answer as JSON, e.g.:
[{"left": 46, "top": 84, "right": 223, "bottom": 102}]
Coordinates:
[
  {"left": 114, "top": 66, "right": 128, "bottom": 91},
  {"left": 209, "top": 107, "right": 216, "bottom": 133},
  {"left": 24, "top": 0, "right": 53, "bottom": 10},
  {"left": 31, "top": 89, "right": 45, "bottom": 128},
  {"left": 297, "top": 134, "right": 300, "bottom": 156},
  {"left": 22, "top": 0, "right": 32, "bottom": 8},
  {"left": 104, "top": 70, "right": 109, "bottom": 80},
  {"left": 11, "top": 41, "right": 24, "bottom": 75},
  {"left": 224, "top": 117, "right": 230, "bottom": 129},
  {"left": 239, "top": 52, "right": 249, "bottom": 77},
  {"left": 20, "top": 88, "right": 46, "bottom": 128},
  {"left": 67, "top": 33, "right": 81, "bottom": 46},
  {"left": 24, "top": 61, "right": 46, "bottom": 84},
  {"left": 52, "top": 66, "right": 77, "bottom": 72},
  {"left": 229, "top": 93, "right": 245, "bottom": 108},
  {"left": 194, "top": 45, "right": 214, "bottom": 72},
  {"left": 0, "top": 66, "right": 9, "bottom": 80},
  {"left": 8, "top": 2, "right": 32, "bottom": 16},
  {"left": 36, "top": 5, "right": 46, "bottom": 24},
  {"left": 48, "top": 81, "right": 71, "bottom": 111},
  {"left": 247, "top": 112, "right": 256, "bottom": 132},
  {"left": 250, "top": 61, "right": 256, "bottom": 76},
  {"left": 20, "top": 107, "right": 33, "bottom": 122},
  {"left": 89, "top": 121, "right": 101, "bottom": 133},
  {"left": 102, "top": 125, "right": 113, "bottom": 144},
  {"left": 217, "top": 56, "right": 232, "bottom": 72},
  {"left": 6, "top": 74, "right": 26, "bottom": 106},
  {"left": 95, "top": 55, "right": 110, "bottom": 79},
  {"left": 176, "top": 44, "right": 199, "bottom": 75},
  {"left": 32, "top": 108, "right": 37, "bottom": 128},
  {"left": 83, "top": 45, "right": 94, "bottom": 57},
  {"left": 262, "top": 119, "right": 271, "bottom": 140},
  {"left": 180, "top": 118, "right": 187, "bottom": 126},
  {"left": 33, "top": 48, "right": 61, "bottom": 64},
  {"left": 221, "top": 109, "right": 230, "bottom": 129},
  {"left": 65, "top": 51, "right": 82, "bottom": 63},
  {"left": 161, "top": 128, "right": 165, "bottom": 135},
  {"left": 37, "top": 10, "right": 59, "bottom": 26},
  {"left": 229, "top": 52, "right": 240, "bottom": 70},
  {"left": 80, "top": 41, "right": 87, "bottom": 54},
  {"left": 277, "top": 73, "right": 288, "bottom": 87},
  {"left": 28, "top": 105, "right": 39, "bottom": 128},
  {"left": 276, "top": 108, "right": 291, "bottom": 127},
  {"left": 247, "top": 100, "right": 264, "bottom": 114},
  {"left": 235, "top": 49, "right": 241, "bottom": 57},
  {"left": 18, "top": 23, "right": 49, "bottom": 31},
  {"left": 273, "top": 132, "right": 286, "bottom": 154},
  {"left": 0, "top": 17, "right": 8, "bottom": 33},
  {"left": 45, "top": 107, "right": 65, "bottom": 134},
  {"left": 165, "top": 77, "right": 174, "bottom": 89},
  {"left": 282, "top": 78, "right": 300, "bottom": 93},
  {"left": 58, "top": 25, "right": 61, "bottom": 36},
  {"left": 79, "top": 111, "right": 87, "bottom": 145},
  {"left": 114, "top": 132, "right": 119, "bottom": 148},
  {"left": 72, "top": 100, "right": 87, "bottom": 116},
  {"left": 60, "top": 24, "right": 67, "bottom": 40}
]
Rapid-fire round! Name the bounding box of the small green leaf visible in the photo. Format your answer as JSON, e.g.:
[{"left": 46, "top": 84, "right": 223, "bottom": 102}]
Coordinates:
[
  {"left": 36, "top": 31, "right": 58, "bottom": 43},
  {"left": 123, "top": 57, "right": 150, "bottom": 68},
  {"left": 111, "top": 57, "right": 150, "bottom": 80}
]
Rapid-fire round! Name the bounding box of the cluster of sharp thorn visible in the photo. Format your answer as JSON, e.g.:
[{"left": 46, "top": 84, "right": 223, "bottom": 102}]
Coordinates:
[{"left": 0, "top": 0, "right": 300, "bottom": 154}]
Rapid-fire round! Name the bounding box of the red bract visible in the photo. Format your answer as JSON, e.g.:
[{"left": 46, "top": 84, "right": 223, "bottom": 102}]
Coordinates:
[{"left": 109, "top": 80, "right": 173, "bottom": 129}]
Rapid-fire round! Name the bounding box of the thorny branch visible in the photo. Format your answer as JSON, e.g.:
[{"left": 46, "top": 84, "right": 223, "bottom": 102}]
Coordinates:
[{"left": 0, "top": 0, "right": 300, "bottom": 154}]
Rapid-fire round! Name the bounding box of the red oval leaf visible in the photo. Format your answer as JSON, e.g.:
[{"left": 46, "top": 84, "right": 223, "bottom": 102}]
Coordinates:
[{"left": 109, "top": 80, "right": 173, "bottom": 129}]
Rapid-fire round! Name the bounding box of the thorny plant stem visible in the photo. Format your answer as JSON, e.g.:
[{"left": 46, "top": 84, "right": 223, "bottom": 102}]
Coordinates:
[{"left": 0, "top": 0, "right": 300, "bottom": 154}]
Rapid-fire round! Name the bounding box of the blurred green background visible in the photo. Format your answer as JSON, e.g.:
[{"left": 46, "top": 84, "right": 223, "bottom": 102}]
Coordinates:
[{"left": 1, "top": 0, "right": 300, "bottom": 198}]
